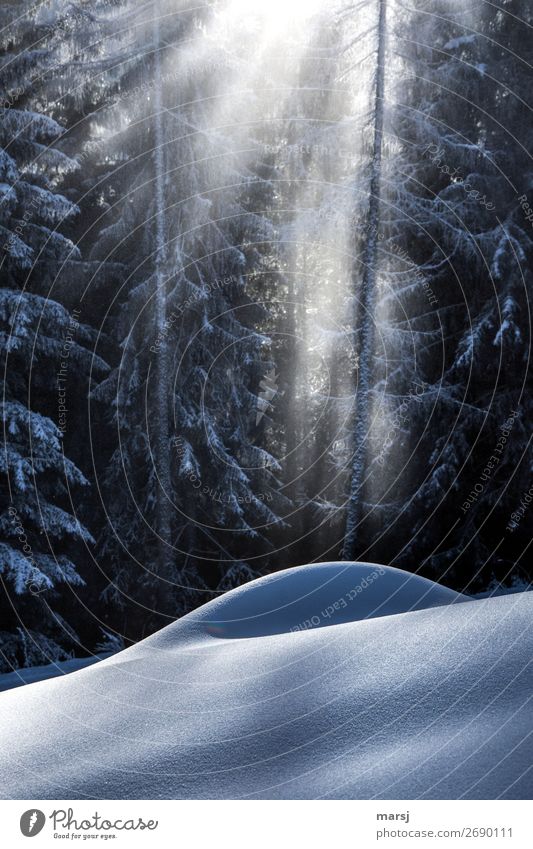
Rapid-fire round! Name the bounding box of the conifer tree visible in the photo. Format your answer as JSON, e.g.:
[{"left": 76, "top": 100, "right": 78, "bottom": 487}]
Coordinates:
[
  {"left": 0, "top": 2, "right": 108, "bottom": 669},
  {"left": 368, "top": 0, "right": 533, "bottom": 588}
]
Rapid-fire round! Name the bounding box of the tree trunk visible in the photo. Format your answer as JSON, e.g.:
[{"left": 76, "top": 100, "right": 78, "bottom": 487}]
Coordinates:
[
  {"left": 343, "top": 0, "right": 387, "bottom": 561},
  {"left": 152, "top": 0, "right": 172, "bottom": 587}
]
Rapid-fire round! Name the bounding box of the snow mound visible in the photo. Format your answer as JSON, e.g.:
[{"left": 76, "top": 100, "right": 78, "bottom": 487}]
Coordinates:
[
  {"left": 159, "top": 561, "right": 464, "bottom": 641},
  {"left": 0, "top": 562, "right": 532, "bottom": 800}
]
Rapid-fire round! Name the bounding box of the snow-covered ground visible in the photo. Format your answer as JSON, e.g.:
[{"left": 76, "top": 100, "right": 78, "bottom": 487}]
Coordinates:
[
  {"left": 0, "top": 561, "right": 531, "bottom": 799},
  {"left": 0, "top": 654, "right": 111, "bottom": 693}
]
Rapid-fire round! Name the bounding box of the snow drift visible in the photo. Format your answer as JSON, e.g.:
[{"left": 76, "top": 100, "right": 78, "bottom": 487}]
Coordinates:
[
  {"left": 0, "top": 561, "right": 531, "bottom": 799},
  {"left": 0, "top": 654, "right": 111, "bottom": 693}
]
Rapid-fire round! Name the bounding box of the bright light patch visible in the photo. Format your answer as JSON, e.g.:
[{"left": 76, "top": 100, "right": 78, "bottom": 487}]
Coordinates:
[{"left": 226, "top": 0, "right": 324, "bottom": 23}]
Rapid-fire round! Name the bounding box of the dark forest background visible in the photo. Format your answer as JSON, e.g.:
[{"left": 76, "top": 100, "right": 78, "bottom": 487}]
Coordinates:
[{"left": 0, "top": 0, "right": 531, "bottom": 671}]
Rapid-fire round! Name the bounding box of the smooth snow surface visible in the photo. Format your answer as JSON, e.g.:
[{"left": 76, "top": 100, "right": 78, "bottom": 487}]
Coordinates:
[
  {"left": 0, "top": 654, "right": 111, "bottom": 693},
  {"left": 0, "top": 561, "right": 531, "bottom": 799},
  {"left": 170, "top": 560, "right": 463, "bottom": 639}
]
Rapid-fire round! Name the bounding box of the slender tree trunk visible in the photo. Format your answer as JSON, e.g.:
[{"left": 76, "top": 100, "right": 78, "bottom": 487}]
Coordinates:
[
  {"left": 343, "top": 0, "right": 387, "bottom": 561},
  {"left": 152, "top": 0, "right": 172, "bottom": 585}
]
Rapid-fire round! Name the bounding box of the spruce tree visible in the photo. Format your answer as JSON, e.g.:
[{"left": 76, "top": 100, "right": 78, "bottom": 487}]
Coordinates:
[
  {"left": 0, "top": 2, "right": 108, "bottom": 669},
  {"left": 368, "top": 0, "right": 533, "bottom": 588}
]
